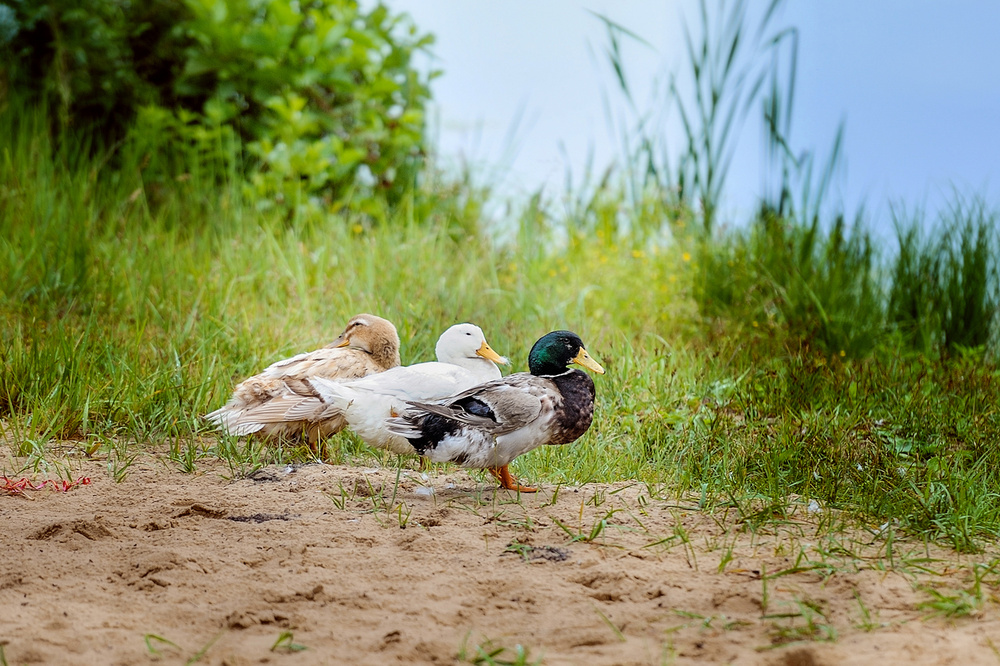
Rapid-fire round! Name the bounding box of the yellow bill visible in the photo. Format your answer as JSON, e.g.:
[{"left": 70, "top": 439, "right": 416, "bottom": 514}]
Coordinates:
[
  {"left": 476, "top": 340, "right": 510, "bottom": 365},
  {"left": 572, "top": 348, "right": 605, "bottom": 374}
]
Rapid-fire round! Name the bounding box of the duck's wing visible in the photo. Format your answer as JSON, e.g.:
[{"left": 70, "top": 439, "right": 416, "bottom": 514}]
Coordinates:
[
  {"left": 206, "top": 348, "right": 375, "bottom": 420},
  {"left": 266, "top": 363, "right": 478, "bottom": 426},
  {"left": 216, "top": 378, "right": 327, "bottom": 426},
  {"left": 216, "top": 362, "right": 482, "bottom": 437},
  {"left": 339, "top": 362, "right": 479, "bottom": 400},
  {"left": 260, "top": 347, "right": 378, "bottom": 381},
  {"left": 405, "top": 374, "right": 548, "bottom": 436}
]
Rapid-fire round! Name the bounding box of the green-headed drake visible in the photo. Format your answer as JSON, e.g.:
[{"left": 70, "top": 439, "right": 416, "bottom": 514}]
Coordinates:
[{"left": 386, "top": 330, "right": 605, "bottom": 492}]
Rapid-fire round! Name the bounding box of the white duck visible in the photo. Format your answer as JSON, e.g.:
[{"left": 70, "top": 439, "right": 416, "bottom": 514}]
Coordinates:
[
  {"left": 204, "top": 313, "right": 400, "bottom": 443},
  {"left": 230, "top": 323, "right": 508, "bottom": 454}
]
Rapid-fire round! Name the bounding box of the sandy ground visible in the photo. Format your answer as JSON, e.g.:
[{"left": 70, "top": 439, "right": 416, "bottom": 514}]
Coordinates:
[{"left": 2, "top": 449, "right": 1000, "bottom": 666}]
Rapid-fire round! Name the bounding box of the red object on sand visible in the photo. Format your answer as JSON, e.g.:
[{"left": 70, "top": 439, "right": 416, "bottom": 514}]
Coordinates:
[{"left": 1, "top": 476, "right": 91, "bottom": 496}]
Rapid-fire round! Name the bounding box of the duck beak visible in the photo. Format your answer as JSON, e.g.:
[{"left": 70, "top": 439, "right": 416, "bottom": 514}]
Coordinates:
[
  {"left": 333, "top": 334, "right": 351, "bottom": 348},
  {"left": 572, "top": 348, "right": 605, "bottom": 374},
  {"left": 476, "top": 341, "right": 509, "bottom": 365}
]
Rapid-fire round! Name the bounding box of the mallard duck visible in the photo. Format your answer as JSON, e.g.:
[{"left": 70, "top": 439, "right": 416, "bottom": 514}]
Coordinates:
[
  {"left": 204, "top": 313, "right": 400, "bottom": 442},
  {"left": 385, "top": 330, "right": 604, "bottom": 492},
  {"left": 231, "top": 323, "right": 508, "bottom": 454}
]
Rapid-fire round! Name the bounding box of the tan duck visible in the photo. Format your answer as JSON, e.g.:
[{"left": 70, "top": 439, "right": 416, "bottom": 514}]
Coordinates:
[{"left": 204, "top": 313, "right": 400, "bottom": 444}]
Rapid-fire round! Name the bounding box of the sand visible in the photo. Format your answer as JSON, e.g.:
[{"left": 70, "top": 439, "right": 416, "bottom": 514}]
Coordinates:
[{"left": 2, "top": 450, "right": 999, "bottom": 665}]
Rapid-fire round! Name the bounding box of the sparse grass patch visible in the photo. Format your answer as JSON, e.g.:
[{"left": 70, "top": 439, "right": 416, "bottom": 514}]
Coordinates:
[{"left": 457, "top": 633, "right": 543, "bottom": 666}]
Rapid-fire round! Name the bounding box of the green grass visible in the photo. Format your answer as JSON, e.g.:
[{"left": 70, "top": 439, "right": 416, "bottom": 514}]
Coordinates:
[
  {"left": 457, "top": 633, "right": 543, "bottom": 666},
  {"left": 3, "top": 0, "right": 1000, "bottom": 555}
]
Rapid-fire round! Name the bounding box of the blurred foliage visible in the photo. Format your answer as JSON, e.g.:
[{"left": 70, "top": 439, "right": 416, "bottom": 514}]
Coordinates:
[
  {"left": 888, "top": 196, "right": 999, "bottom": 356},
  {"left": 694, "top": 207, "right": 883, "bottom": 358},
  {"left": 4, "top": 0, "right": 196, "bottom": 134},
  {"left": 1, "top": 0, "right": 434, "bottom": 215},
  {"left": 594, "top": 0, "right": 791, "bottom": 235}
]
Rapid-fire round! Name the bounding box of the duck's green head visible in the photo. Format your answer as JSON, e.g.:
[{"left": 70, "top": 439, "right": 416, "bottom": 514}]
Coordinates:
[{"left": 528, "top": 330, "right": 606, "bottom": 376}]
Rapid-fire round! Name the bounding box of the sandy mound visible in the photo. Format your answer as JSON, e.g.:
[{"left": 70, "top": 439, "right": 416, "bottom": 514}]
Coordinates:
[{"left": 2, "top": 452, "right": 998, "bottom": 665}]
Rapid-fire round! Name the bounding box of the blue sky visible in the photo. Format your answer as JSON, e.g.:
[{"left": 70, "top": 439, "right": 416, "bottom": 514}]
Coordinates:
[{"left": 385, "top": 1, "right": 1000, "bottom": 228}]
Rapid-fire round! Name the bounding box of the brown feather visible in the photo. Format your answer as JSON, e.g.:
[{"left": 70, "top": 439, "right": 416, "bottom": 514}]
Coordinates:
[{"left": 204, "top": 314, "right": 399, "bottom": 441}]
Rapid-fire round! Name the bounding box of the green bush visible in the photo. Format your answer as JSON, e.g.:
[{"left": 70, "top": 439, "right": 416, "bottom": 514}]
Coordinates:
[
  {"left": 2, "top": 0, "right": 434, "bottom": 215},
  {"left": 3, "top": 0, "right": 188, "bottom": 135}
]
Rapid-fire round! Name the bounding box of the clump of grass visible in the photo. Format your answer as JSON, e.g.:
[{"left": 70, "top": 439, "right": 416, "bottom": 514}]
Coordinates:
[
  {"left": 695, "top": 206, "right": 883, "bottom": 357},
  {"left": 889, "top": 195, "right": 999, "bottom": 356},
  {"left": 595, "top": 0, "right": 794, "bottom": 235}
]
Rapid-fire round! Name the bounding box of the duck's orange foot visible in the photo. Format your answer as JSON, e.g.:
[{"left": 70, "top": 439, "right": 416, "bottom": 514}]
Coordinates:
[{"left": 488, "top": 465, "right": 537, "bottom": 493}]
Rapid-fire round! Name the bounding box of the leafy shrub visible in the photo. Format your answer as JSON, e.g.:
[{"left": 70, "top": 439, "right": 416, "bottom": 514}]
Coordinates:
[
  {"left": 175, "top": 0, "right": 434, "bottom": 213},
  {"left": 3, "top": 0, "right": 189, "bottom": 135},
  {"left": 2, "top": 0, "right": 434, "bottom": 214}
]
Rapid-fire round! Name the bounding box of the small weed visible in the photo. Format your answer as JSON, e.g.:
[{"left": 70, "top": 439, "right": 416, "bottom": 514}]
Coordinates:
[
  {"left": 328, "top": 481, "right": 354, "bottom": 511},
  {"left": 503, "top": 540, "right": 534, "bottom": 561},
  {"left": 186, "top": 632, "right": 224, "bottom": 664},
  {"left": 143, "top": 633, "right": 181, "bottom": 658},
  {"left": 214, "top": 435, "right": 271, "bottom": 480},
  {"left": 396, "top": 502, "right": 412, "bottom": 529},
  {"left": 142, "top": 632, "right": 222, "bottom": 664},
  {"left": 108, "top": 447, "right": 139, "bottom": 484},
  {"left": 759, "top": 563, "right": 769, "bottom": 615},
  {"left": 916, "top": 563, "right": 996, "bottom": 619},
  {"left": 764, "top": 598, "right": 836, "bottom": 645},
  {"left": 717, "top": 542, "right": 736, "bottom": 573},
  {"left": 271, "top": 631, "right": 307, "bottom": 653},
  {"left": 457, "top": 633, "right": 542, "bottom": 666},
  {"left": 670, "top": 610, "right": 750, "bottom": 632},
  {"left": 492, "top": 514, "right": 537, "bottom": 531},
  {"left": 593, "top": 606, "right": 626, "bottom": 642},
  {"left": 169, "top": 438, "right": 202, "bottom": 474},
  {"left": 918, "top": 587, "right": 981, "bottom": 618},
  {"left": 853, "top": 591, "right": 879, "bottom": 632},
  {"left": 586, "top": 488, "right": 606, "bottom": 507},
  {"left": 551, "top": 510, "right": 616, "bottom": 544},
  {"left": 540, "top": 483, "right": 562, "bottom": 508},
  {"left": 674, "top": 521, "right": 698, "bottom": 570},
  {"left": 642, "top": 534, "right": 683, "bottom": 550}
]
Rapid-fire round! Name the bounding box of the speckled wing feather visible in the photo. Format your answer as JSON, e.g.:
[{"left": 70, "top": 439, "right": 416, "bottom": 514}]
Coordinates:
[
  {"left": 259, "top": 347, "right": 385, "bottom": 381},
  {"left": 205, "top": 355, "right": 366, "bottom": 436},
  {"left": 400, "top": 374, "right": 547, "bottom": 435},
  {"left": 224, "top": 379, "right": 322, "bottom": 424}
]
